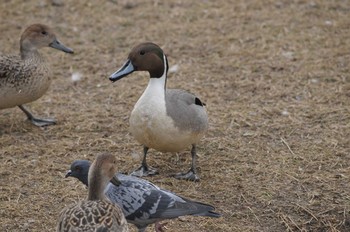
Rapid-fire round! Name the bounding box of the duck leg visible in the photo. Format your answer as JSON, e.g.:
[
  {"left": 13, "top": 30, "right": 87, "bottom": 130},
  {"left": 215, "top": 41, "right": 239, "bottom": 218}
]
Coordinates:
[
  {"left": 18, "top": 105, "right": 56, "bottom": 127},
  {"left": 173, "top": 144, "right": 200, "bottom": 182},
  {"left": 131, "top": 146, "right": 159, "bottom": 177}
]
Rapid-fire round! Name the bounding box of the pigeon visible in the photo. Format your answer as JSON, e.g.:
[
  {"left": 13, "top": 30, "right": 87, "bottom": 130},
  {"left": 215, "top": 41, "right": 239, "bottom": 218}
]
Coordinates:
[{"left": 66, "top": 160, "right": 221, "bottom": 232}]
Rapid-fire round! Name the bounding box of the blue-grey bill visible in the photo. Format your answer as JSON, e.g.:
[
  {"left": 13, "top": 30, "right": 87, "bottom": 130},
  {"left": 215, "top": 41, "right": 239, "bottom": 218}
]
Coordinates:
[
  {"left": 50, "top": 39, "right": 74, "bottom": 54},
  {"left": 109, "top": 59, "right": 135, "bottom": 82}
]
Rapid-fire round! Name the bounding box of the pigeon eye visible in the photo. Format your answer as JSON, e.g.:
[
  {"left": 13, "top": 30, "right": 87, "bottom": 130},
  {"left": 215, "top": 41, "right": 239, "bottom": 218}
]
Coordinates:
[
  {"left": 140, "top": 50, "right": 145, "bottom": 55},
  {"left": 75, "top": 166, "right": 81, "bottom": 171},
  {"left": 41, "top": 31, "right": 47, "bottom": 35}
]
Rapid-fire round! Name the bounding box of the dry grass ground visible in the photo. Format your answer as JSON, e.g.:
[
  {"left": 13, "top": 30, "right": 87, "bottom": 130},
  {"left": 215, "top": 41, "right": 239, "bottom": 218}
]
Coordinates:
[{"left": 0, "top": 0, "right": 349, "bottom": 231}]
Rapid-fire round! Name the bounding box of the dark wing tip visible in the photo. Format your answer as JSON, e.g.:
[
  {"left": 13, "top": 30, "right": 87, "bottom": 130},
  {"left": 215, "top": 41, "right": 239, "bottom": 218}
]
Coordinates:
[
  {"left": 195, "top": 97, "right": 206, "bottom": 106},
  {"left": 207, "top": 210, "right": 222, "bottom": 218}
]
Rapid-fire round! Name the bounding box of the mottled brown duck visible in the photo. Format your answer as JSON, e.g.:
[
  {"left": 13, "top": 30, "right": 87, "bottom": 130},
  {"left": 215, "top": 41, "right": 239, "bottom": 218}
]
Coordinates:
[
  {"left": 57, "top": 154, "right": 128, "bottom": 232},
  {"left": 0, "top": 24, "right": 73, "bottom": 126}
]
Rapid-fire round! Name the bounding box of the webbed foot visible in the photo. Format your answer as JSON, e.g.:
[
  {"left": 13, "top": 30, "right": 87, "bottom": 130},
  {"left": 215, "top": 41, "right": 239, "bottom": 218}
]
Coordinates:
[
  {"left": 131, "top": 165, "right": 159, "bottom": 177},
  {"left": 18, "top": 105, "right": 56, "bottom": 127},
  {"left": 173, "top": 169, "right": 200, "bottom": 182},
  {"left": 30, "top": 117, "right": 56, "bottom": 127}
]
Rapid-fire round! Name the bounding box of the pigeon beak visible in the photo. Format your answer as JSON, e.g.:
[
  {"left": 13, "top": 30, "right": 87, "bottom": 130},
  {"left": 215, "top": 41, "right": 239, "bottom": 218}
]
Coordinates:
[{"left": 65, "top": 170, "right": 72, "bottom": 178}]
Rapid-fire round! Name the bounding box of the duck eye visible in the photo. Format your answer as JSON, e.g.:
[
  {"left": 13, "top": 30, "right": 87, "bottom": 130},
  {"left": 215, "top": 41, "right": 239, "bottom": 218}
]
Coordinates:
[
  {"left": 41, "top": 31, "right": 47, "bottom": 35},
  {"left": 140, "top": 50, "right": 145, "bottom": 55}
]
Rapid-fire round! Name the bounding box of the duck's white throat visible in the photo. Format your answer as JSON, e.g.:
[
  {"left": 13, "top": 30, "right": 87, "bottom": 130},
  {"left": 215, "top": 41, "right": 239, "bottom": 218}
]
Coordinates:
[{"left": 133, "top": 54, "right": 167, "bottom": 113}]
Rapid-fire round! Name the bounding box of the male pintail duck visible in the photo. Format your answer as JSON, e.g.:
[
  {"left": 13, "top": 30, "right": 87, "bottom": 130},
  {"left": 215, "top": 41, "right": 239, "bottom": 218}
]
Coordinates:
[
  {"left": 57, "top": 154, "right": 128, "bottom": 232},
  {"left": 109, "top": 42, "right": 208, "bottom": 181},
  {"left": 66, "top": 160, "right": 221, "bottom": 232},
  {"left": 0, "top": 24, "right": 73, "bottom": 127}
]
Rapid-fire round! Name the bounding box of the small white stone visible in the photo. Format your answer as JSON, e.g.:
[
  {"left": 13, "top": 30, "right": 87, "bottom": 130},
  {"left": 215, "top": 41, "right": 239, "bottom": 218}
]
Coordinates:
[
  {"left": 168, "top": 64, "right": 179, "bottom": 73},
  {"left": 281, "top": 110, "right": 289, "bottom": 116},
  {"left": 282, "top": 51, "right": 294, "bottom": 60},
  {"left": 71, "top": 72, "right": 82, "bottom": 83},
  {"left": 311, "top": 78, "right": 319, "bottom": 83}
]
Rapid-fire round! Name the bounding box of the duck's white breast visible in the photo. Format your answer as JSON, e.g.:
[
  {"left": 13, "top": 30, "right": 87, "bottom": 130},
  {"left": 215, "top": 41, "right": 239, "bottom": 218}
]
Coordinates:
[{"left": 129, "top": 79, "right": 195, "bottom": 152}]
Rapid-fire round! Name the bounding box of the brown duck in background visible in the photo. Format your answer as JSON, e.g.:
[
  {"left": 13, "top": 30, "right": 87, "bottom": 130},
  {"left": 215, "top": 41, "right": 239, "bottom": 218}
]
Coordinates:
[{"left": 0, "top": 24, "right": 73, "bottom": 126}]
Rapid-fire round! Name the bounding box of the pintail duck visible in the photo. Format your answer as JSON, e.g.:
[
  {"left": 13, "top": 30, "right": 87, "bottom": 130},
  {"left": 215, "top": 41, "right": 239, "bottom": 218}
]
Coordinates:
[
  {"left": 109, "top": 42, "right": 208, "bottom": 182},
  {"left": 0, "top": 24, "right": 73, "bottom": 127},
  {"left": 66, "top": 160, "right": 221, "bottom": 232},
  {"left": 57, "top": 154, "right": 128, "bottom": 232}
]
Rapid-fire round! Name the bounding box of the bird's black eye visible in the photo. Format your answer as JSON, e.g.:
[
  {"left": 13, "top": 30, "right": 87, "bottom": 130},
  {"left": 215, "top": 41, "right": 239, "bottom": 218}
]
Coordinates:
[
  {"left": 75, "top": 166, "right": 81, "bottom": 171},
  {"left": 41, "top": 31, "right": 47, "bottom": 35},
  {"left": 140, "top": 50, "right": 145, "bottom": 55}
]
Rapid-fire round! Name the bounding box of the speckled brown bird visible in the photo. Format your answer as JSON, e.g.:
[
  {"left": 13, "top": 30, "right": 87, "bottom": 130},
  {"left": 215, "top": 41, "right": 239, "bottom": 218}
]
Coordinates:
[
  {"left": 0, "top": 24, "right": 73, "bottom": 126},
  {"left": 57, "top": 154, "right": 129, "bottom": 232}
]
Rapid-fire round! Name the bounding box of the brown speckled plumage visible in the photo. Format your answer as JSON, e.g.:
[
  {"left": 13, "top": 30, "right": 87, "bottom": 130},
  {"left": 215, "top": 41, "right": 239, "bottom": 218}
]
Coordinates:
[
  {"left": 0, "top": 24, "right": 73, "bottom": 126},
  {"left": 0, "top": 52, "right": 51, "bottom": 109},
  {"left": 57, "top": 154, "right": 128, "bottom": 232},
  {"left": 57, "top": 200, "right": 126, "bottom": 232}
]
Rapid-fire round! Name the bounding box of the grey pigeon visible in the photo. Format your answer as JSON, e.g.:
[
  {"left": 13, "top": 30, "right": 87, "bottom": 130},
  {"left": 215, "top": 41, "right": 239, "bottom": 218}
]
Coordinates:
[{"left": 66, "top": 160, "right": 221, "bottom": 232}]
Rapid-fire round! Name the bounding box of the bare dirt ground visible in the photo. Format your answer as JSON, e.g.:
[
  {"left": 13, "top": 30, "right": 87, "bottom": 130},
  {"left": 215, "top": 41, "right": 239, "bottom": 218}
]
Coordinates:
[{"left": 0, "top": 0, "right": 349, "bottom": 231}]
